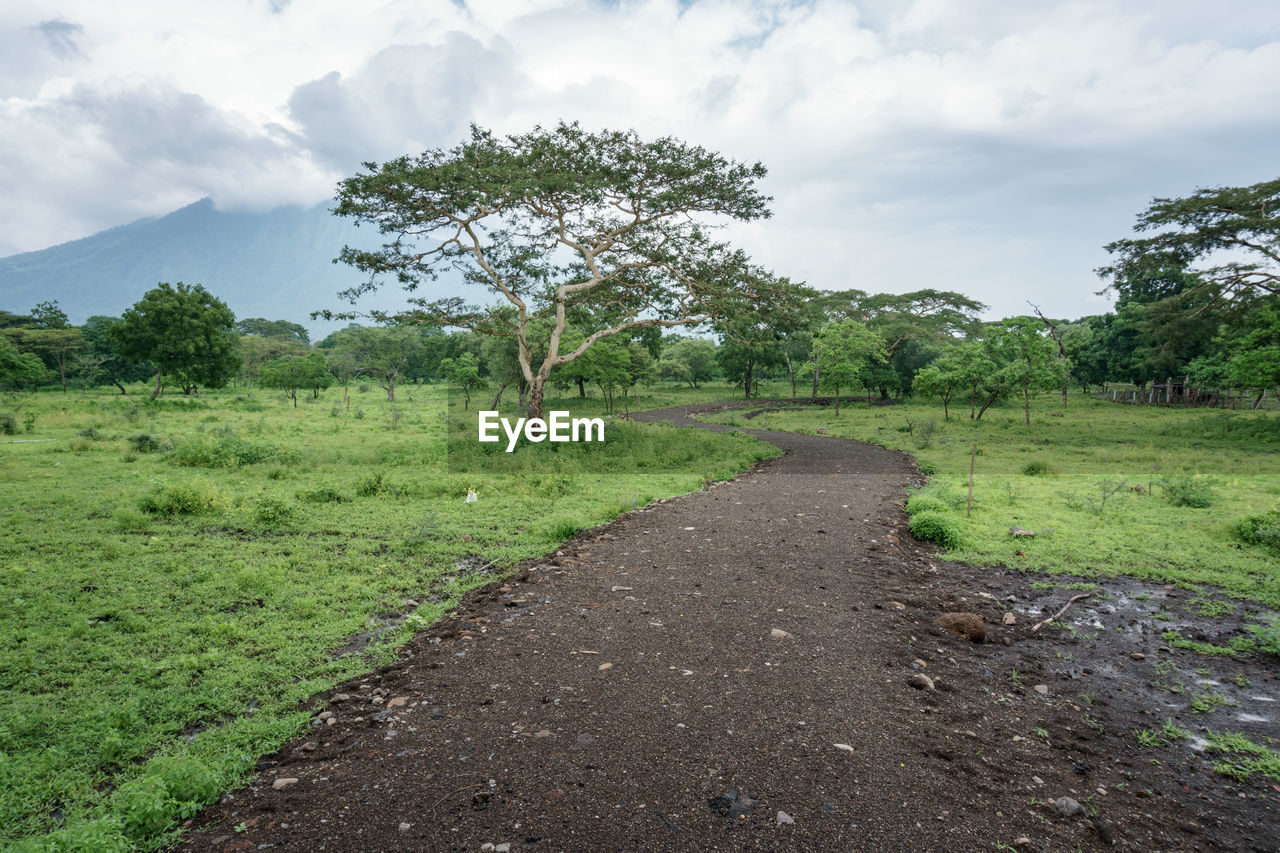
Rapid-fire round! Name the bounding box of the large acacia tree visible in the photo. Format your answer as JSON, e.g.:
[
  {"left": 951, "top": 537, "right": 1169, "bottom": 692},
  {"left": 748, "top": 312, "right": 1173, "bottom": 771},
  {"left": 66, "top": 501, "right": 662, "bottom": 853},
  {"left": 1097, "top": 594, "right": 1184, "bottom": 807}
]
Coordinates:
[{"left": 326, "top": 122, "right": 778, "bottom": 418}]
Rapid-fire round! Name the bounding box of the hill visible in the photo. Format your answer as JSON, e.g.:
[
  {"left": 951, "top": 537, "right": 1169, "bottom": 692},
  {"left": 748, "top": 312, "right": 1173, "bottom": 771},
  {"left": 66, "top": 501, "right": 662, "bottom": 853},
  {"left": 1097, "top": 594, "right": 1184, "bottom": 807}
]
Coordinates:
[{"left": 0, "top": 199, "right": 435, "bottom": 335}]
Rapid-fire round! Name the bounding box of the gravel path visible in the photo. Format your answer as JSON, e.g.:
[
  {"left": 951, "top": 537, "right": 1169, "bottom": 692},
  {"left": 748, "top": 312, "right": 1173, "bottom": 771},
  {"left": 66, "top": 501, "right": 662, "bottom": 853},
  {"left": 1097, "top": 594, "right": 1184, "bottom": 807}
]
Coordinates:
[{"left": 177, "top": 403, "right": 1278, "bottom": 852}]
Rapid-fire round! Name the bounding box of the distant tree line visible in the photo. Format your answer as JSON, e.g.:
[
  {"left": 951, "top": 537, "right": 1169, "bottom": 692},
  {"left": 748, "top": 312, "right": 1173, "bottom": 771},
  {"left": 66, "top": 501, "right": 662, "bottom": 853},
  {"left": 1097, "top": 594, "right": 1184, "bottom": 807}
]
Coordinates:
[{"left": 3, "top": 176, "right": 1276, "bottom": 419}]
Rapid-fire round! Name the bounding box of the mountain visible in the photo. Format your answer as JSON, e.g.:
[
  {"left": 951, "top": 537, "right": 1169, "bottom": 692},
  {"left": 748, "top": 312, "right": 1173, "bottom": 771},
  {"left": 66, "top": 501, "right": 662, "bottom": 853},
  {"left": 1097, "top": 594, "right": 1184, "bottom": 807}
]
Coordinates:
[{"left": 0, "top": 199, "right": 446, "bottom": 336}]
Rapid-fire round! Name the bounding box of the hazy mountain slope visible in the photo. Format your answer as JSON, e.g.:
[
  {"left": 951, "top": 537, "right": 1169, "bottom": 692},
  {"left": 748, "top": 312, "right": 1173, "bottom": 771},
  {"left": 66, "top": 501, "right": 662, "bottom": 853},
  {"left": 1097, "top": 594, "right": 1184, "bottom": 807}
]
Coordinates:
[{"left": 0, "top": 199, "right": 444, "bottom": 333}]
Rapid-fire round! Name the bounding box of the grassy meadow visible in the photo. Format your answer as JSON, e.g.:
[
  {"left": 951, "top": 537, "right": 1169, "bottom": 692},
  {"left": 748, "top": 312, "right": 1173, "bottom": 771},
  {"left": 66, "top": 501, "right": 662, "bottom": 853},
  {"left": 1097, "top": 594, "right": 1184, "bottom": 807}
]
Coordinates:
[
  {"left": 0, "top": 381, "right": 776, "bottom": 852},
  {"left": 708, "top": 393, "right": 1280, "bottom": 606}
]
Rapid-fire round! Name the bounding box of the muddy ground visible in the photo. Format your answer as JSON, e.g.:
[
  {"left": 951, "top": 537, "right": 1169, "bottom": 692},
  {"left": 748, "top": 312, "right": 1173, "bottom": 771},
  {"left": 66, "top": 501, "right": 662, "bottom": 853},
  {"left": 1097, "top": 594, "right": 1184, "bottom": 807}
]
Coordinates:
[{"left": 175, "top": 403, "right": 1279, "bottom": 852}]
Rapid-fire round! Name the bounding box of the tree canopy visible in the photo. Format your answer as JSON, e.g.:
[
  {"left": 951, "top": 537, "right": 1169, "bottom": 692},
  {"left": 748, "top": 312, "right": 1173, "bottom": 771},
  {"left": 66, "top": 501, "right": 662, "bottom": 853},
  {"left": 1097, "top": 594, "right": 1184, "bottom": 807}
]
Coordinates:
[
  {"left": 327, "top": 122, "right": 786, "bottom": 417},
  {"left": 111, "top": 283, "right": 240, "bottom": 397}
]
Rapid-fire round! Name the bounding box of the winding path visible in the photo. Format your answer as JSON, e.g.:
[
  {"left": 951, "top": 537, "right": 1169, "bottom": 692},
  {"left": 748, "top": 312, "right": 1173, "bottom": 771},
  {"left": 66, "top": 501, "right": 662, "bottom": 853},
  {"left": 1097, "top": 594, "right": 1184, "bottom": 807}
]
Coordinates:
[{"left": 178, "top": 404, "right": 1273, "bottom": 852}]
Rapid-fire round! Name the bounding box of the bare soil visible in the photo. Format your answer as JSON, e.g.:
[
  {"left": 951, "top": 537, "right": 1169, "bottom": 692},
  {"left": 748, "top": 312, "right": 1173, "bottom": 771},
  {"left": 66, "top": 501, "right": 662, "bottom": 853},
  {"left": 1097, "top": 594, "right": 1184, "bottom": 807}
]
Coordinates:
[{"left": 176, "top": 403, "right": 1280, "bottom": 852}]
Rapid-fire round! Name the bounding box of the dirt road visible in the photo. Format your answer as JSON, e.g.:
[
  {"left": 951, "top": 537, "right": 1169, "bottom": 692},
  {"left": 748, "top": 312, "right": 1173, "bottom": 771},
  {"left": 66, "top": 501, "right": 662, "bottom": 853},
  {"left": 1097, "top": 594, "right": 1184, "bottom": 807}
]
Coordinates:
[{"left": 177, "top": 404, "right": 1278, "bottom": 852}]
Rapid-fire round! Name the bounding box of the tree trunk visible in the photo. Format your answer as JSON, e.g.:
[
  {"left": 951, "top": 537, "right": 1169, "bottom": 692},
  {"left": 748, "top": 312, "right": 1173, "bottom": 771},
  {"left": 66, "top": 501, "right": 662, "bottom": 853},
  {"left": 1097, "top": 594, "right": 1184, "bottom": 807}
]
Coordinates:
[
  {"left": 577, "top": 377, "right": 586, "bottom": 398},
  {"left": 1024, "top": 380, "right": 1031, "bottom": 425},
  {"left": 528, "top": 378, "right": 545, "bottom": 420},
  {"left": 491, "top": 382, "right": 508, "bottom": 410},
  {"left": 942, "top": 393, "right": 950, "bottom": 420},
  {"left": 112, "top": 377, "right": 126, "bottom": 395},
  {"left": 834, "top": 385, "right": 840, "bottom": 415},
  {"left": 812, "top": 366, "right": 820, "bottom": 400},
  {"left": 152, "top": 371, "right": 162, "bottom": 399},
  {"left": 743, "top": 361, "right": 754, "bottom": 400},
  {"left": 292, "top": 390, "right": 297, "bottom": 408},
  {"left": 976, "top": 392, "right": 1000, "bottom": 420},
  {"left": 386, "top": 381, "right": 395, "bottom": 402}
]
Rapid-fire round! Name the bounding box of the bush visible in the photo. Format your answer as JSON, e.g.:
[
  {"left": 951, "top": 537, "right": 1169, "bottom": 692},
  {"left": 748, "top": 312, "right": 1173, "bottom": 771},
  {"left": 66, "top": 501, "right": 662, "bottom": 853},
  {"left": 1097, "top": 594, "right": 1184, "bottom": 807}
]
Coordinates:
[
  {"left": 1022, "top": 460, "right": 1057, "bottom": 476},
  {"left": 904, "top": 493, "right": 950, "bottom": 516},
  {"left": 908, "top": 511, "right": 964, "bottom": 549},
  {"left": 113, "top": 508, "right": 151, "bottom": 532},
  {"left": 138, "top": 482, "right": 225, "bottom": 516},
  {"left": 0, "top": 412, "right": 16, "bottom": 436},
  {"left": 1160, "top": 476, "right": 1217, "bottom": 508},
  {"left": 297, "top": 486, "right": 346, "bottom": 504},
  {"left": 168, "top": 434, "right": 296, "bottom": 468},
  {"left": 1233, "top": 506, "right": 1280, "bottom": 553},
  {"left": 355, "top": 471, "right": 386, "bottom": 497},
  {"left": 253, "top": 496, "right": 295, "bottom": 527},
  {"left": 1246, "top": 616, "right": 1280, "bottom": 657},
  {"left": 128, "top": 433, "right": 165, "bottom": 453}
]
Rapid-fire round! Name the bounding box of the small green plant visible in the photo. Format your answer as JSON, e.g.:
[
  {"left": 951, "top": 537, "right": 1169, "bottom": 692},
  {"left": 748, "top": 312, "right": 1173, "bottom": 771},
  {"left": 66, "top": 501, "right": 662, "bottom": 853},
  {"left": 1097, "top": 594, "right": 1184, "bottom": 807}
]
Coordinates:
[
  {"left": 1206, "top": 731, "right": 1280, "bottom": 782},
  {"left": 908, "top": 511, "right": 964, "bottom": 549},
  {"left": 1021, "top": 459, "right": 1056, "bottom": 476},
  {"left": 1008, "top": 668, "right": 1024, "bottom": 686},
  {"left": 1194, "top": 598, "right": 1235, "bottom": 619},
  {"left": 0, "top": 412, "right": 17, "bottom": 435},
  {"left": 1136, "top": 719, "right": 1190, "bottom": 748},
  {"left": 904, "top": 493, "right": 950, "bottom": 516},
  {"left": 1189, "top": 690, "right": 1228, "bottom": 714},
  {"left": 22, "top": 411, "right": 36, "bottom": 433},
  {"left": 1246, "top": 615, "right": 1280, "bottom": 656}
]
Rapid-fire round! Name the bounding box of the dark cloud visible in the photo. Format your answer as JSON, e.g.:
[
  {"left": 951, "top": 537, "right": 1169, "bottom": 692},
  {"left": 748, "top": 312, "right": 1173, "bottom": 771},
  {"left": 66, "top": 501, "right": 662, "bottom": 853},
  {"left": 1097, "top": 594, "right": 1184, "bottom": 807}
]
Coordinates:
[{"left": 35, "top": 18, "right": 85, "bottom": 59}]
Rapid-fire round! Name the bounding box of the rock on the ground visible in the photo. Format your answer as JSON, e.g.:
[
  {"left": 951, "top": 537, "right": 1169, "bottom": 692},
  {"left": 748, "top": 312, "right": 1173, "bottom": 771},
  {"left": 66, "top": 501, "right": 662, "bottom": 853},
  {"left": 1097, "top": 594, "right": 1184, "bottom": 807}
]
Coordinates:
[
  {"left": 907, "top": 673, "right": 935, "bottom": 691},
  {"left": 1033, "top": 684, "right": 1049, "bottom": 695},
  {"left": 777, "top": 810, "right": 795, "bottom": 825},
  {"left": 770, "top": 627, "right": 793, "bottom": 638},
  {"left": 1054, "top": 796, "right": 1084, "bottom": 817},
  {"left": 271, "top": 778, "right": 299, "bottom": 791},
  {"left": 1009, "top": 527, "right": 1036, "bottom": 537},
  {"left": 1002, "top": 612, "right": 1016, "bottom": 625},
  {"left": 936, "top": 612, "right": 986, "bottom": 643}
]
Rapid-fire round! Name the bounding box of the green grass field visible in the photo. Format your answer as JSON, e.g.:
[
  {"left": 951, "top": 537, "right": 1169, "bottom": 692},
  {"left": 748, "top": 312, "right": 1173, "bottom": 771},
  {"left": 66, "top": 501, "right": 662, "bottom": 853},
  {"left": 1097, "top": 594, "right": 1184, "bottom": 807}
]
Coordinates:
[
  {"left": 0, "top": 381, "right": 776, "bottom": 852},
  {"left": 708, "top": 393, "right": 1280, "bottom": 605}
]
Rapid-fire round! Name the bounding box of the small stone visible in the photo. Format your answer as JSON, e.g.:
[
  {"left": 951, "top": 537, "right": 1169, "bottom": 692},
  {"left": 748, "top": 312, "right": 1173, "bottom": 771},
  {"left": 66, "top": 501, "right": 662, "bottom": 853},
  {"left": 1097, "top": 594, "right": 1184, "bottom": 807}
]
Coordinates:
[
  {"left": 889, "top": 601, "right": 906, "bottom": 610},
  {"left": 534, "top": 729, "right": 554, "bottom": 738},
  {"left": 495, "top": 844, "right": 511, "bottom": 853},
  {"left": 1002, "top": 612, "right": 1016, "bottom": 625},
  {"left": 1009, "top": 526, "right": 1036, "bottom": 538},
  {"left": 387, "top": 696, "right": 408, "bottom": 708},
  {"left": 1032, "top": 776, "right": 1044, "bottom": 785},
  {"left": 1034, "top": 684, "right": 1049, "bottom": 696},
  {"left": 912, "top": 658, "right": 928, "bottom": 669},
  {"left": 1001, "top": 637, "right": 1012, "bottom": 646},
  {"left": 317, "top": 711, "right": 333, "bottom": 721},
  {"left": 770, "top": 628, "right": 793, "bottom": 639},
  {"left": 398, "top": 822, "right": 411, "bottom": 832},
  {"left": 481, "top": 845, "right": 496, "bottom": 852},
  {"left": 272, "top": 778, "right": 299, "bottom": 790},
  {"left": 907, "top": 673, "right": 935, "bottom": 691},
  {"left": 833, "top": 743, "right": 855, "bottom": 753},
  {"left": 1014, "top": 838, "right": 1031, "bottom": 847},
  {"left": 1130, "top": 652, "right": 1146, "bottom": 661},
  {"left": 936, "top": 612, "right": 986, "bottom": 643},
  {"left": 300, "top": 742, "right": 317, "bottom": 752},
  {"left": 598, "top": 662, "right": 613, "bottom": 671},
  {"left": 371, "top": 696, "right": 384, "bottom": 705},
  {"left": 331, "top": 693, "right": 350, "bottom": 703},
  {"left": 1053, "top": 796, "right": 1084, "bottom": 817},
  {"left": 776, "top": 810, "right": 795, "bottom": 825}
]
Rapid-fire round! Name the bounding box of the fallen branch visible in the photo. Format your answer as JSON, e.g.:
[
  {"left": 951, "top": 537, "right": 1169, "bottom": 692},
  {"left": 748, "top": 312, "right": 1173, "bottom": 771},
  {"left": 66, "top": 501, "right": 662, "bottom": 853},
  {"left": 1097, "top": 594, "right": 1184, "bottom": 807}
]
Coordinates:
[{"left": 1031, "top": 593, "right": 1092, "bottom": 633}]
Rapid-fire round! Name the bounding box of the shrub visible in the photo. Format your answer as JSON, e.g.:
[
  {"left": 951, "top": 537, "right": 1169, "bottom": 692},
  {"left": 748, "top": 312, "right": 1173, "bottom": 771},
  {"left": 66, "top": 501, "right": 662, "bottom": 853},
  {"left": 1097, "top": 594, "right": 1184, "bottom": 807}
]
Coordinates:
[
  {"left": 0, "top": 412, "right": 16, "bottom": 436},
  {"left": 1233, "top": 506, "right": 1280, "bottom": 553},
  {"left": 1247, "top": 616, "right": 1280, "bottom": 657},
  {"left": 908, "top": 511, "right": 964, "bottom": 549},
  {"left": 297, "top": 486, "right": 346, "bottom": 504},
  {"left": 128, "top": 433, "right": 165, "bottom": 453},
  {"left": 168, "top": 434, "right": 296, "bottom": 468},
  {"left": 138, "top": 482, "right": 225, "bottom": 516},
  {"left": 113, "top": 508, "right": 152, "bottom": 532},
  {"left": 904, "top": 493, "right": 950, "bottom": 516},
  {"left": 1022, "top": 459, "right": 1057, "bottom": 476},
  {"left": 22, "top": 412, "right": 35, "bottom": 433},
  {"left": 253, "top": 496, "right": 295, "bottom": 527},
  {"left": 79, "top": 426, "right": 104, "bottom": 440},
  {"left": 1160, "top": 476, "right": 1216, "bottom": 508},
  {"left": 355, "top": 471, "right": 387, "bottom": 497}
]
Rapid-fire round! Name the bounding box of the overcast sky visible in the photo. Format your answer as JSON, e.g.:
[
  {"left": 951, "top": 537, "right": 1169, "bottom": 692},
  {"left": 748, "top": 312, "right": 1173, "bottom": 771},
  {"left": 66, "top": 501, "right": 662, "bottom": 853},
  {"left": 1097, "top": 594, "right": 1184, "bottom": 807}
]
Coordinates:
[{"left": 3, "top": 0, "right": 1279, "bottom": 320}]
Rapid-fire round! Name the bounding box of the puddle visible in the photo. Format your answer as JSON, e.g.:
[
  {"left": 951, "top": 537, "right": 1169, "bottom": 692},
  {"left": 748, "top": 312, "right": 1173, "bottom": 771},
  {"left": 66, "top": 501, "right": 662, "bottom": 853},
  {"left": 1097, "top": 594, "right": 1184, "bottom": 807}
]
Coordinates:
[{"left": 1237, "top": 713, "right": 1270, "bottom": 723}]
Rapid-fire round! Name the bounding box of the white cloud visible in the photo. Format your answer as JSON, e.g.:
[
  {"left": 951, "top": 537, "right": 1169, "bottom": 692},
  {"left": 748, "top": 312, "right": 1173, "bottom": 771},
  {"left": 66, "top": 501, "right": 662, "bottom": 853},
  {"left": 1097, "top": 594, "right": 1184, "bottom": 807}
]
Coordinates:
[{"left": 2, "top": 0, "right": 1280, "bottom": 319}]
